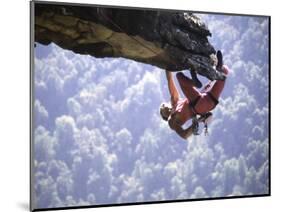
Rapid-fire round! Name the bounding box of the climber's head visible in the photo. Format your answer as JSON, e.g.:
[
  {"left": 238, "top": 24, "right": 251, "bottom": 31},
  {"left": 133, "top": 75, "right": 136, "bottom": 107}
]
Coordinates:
[
  {"left": 210, "top": 53, "right": 218, "bottom": 67},
  {"left": 160, "top": 102, "right": 172, "bottom": 121}
]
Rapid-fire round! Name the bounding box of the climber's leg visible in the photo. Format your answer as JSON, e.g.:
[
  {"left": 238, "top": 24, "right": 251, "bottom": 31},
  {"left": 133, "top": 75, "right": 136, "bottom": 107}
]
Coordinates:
[
  {"left": 208, "top": 65, "right": 229, "bottom": 99},
  {"left": 176, "top": 72, "right": 201, "bottom": 102}
]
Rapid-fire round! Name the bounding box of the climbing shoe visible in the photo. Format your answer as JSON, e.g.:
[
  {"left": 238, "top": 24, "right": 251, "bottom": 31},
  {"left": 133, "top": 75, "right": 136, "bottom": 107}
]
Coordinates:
[{"left": 216, "top": 50, "right": 223, "bottom": 71}]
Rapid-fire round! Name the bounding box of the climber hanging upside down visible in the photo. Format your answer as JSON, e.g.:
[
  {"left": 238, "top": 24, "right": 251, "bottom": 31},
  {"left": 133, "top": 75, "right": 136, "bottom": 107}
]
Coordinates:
[{"left": 160, "top": 50, "right": 229, "bottom": 140}]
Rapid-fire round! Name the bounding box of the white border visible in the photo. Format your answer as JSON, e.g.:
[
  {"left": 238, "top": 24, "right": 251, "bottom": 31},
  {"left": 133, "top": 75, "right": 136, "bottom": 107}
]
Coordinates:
[{"left": 1, "top": 0, "right": 280, "bottom": 211}]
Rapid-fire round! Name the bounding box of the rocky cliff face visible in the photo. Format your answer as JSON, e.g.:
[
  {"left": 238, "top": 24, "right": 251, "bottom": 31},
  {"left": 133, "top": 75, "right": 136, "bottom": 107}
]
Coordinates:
[{"left": 34, "top": 3, "right": 224, "bottom": 80}]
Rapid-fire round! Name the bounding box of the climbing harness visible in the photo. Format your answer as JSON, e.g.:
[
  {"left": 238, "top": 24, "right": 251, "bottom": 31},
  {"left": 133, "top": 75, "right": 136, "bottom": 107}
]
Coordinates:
[{"left": 189, "top": 92, "right": 219, "bottom": 117}]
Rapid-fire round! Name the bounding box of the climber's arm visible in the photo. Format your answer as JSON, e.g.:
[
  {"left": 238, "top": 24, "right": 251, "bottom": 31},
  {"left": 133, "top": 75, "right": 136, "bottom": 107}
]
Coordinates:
[
  {"left": 168, "top": 118, "right": 193, "bottom": 140},
  {"left": 166, "top": 70, "right": 179, "bottom": 107},
  {"left": 168, "top": 113, "right": 213, "bottom": 140}
]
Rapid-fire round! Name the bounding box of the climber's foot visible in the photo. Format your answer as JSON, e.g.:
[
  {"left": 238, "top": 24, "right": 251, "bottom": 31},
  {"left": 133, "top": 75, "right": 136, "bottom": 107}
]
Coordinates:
[{"left": 216, "top": 50, "right": 223, "bottom": 71}]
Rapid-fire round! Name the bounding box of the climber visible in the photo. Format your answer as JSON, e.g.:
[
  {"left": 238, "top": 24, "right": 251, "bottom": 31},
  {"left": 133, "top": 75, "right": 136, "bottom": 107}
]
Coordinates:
[{"left": 160, "top": 50, "right": 229, "bottom": 140}]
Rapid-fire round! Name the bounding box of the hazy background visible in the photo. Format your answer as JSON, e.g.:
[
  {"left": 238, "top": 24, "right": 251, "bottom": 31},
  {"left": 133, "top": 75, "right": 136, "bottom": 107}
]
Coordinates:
[{"left": 33, "top": 13, "right": 269, "bottom": 208}]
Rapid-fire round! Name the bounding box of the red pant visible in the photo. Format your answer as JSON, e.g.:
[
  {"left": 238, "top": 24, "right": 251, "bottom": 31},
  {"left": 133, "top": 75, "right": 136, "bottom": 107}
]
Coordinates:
[{"left": 176, "top": 66, "right": 228, "bottom": 114}]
